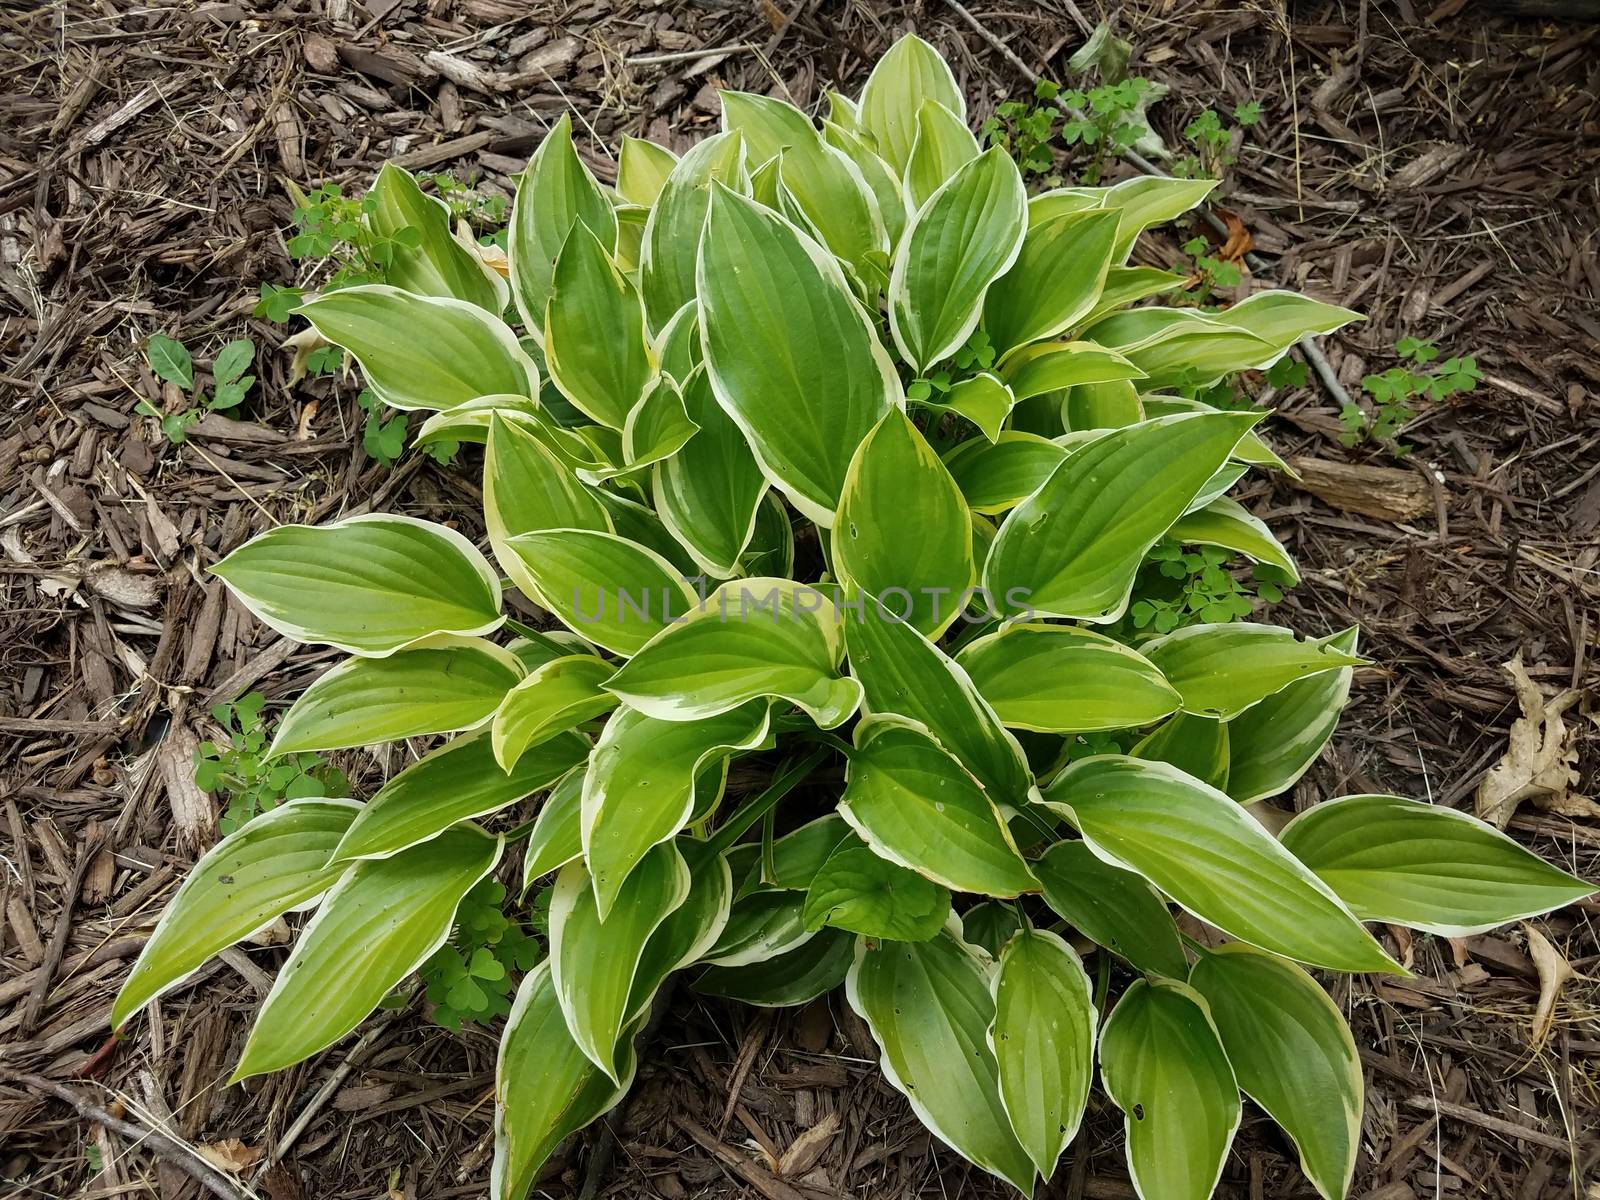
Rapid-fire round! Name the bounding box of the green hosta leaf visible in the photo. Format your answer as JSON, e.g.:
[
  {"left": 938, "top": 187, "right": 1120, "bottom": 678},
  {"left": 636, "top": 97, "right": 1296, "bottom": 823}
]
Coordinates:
[
  {"left": 368, "top": 162, "right": 506, "bottom": 312},
  {"left": 521, "top": 765, "right": 585, "bottom": 886},
  {"left": 1099, "top": 979, "right": 1240, "bottom": 1200},
  {"left": 1142, "top": 394, "right": 1292, "bottom": 473},
  {"left": 1043, "top": 756, "right": 1401, "bottom": 973},
  {"left": 1225, "top": 628, "right": 1357, "bottom": 804},
  {"left": 802, "top": 837, "right": 950, "bottom": 941},
  {"left": 549, "top": 842, "right": 690, "bottom": 1080},
  {"left": 212, "top": 514, "right": 503, "bottom": 657},
  {"left": 112, "top": 799, "right": 359, "bottom": 1029},
  {"left": 859, "top": 32, "right": 965, "bottom": 176},
  {"left": 833, "top": 408, "right": 975, "bottom": 638},
  {"left": 484, "top": 414, "right": 612, "bottom": 606},
  {"left": 846, "top": 929, "right": 1035, "bottom": 1195},
  {"left": 843, "top": 718, "right": 1037, "bottom": 897},
  {"left": 492, "top": 655, "right": 616, "bottom": 772},
  {"left": 335, "top": 731, "right": 587, "bottom": 862},
  {"left": 622, "top": 374, "right": 697, "bottom": 468},
  {"left": 1185, "top": 463, "right": 1250, "bottom": 514},
  {"left": 642, "top": 131, "right": 747, "bottom": 329},
  {"left": 903, "top": 99, "right": 979, "bottom": 211},
  {"left": 956, "top": 623, "right": 1179, "bottom": 734},
  {"left": 983, "top": 412, "right": 1260, "bottom": 621},
  {"left": 1208, "top": 289, "right": 1363, "bottom": 351},
  {"left": 698, "top": 185, "right": 898, "bottom": 525},
  {"left": 721, "top": 90, "right": 887, "bottom": 275},
  {"left": 989, "top": 929, "right": 1096, "bottom": 1180},
  {"left": 583, "top": 701, "right": 772, "bottom": 918},
  {"left": 544, "top": 222, "right": 657, "bottom": 428},
  {"left": 505, "top": 529, "right": 695, "bottom": 656},
  {"left": 233, "top": 824, "right": 502, "bottom": 1079},
  {"left": 1003, "top": 340, "right": 1146, "bottom": 402},
  {"left": 1142, "top": 622, "right": 1365, "bottom": 720},
  {"left": 625, "top": 839, "right": 734, "bottom": 1019},
  {"left": 703, "top": 890, "right": 815, "bottom": 967},
  {"left": 296, "top": 285, "right": 536, "bottom": 411},
  {"left": 1169, "top": 496, "right": 1300, "bottom": 583},
  {"left": 914, "top": 371, "right": 1014, "bottom": 443},
  {"left": 734, "top": 815, "right": 850, "bottom": 898},
  {"left": 1131, "top": 712, "right": 1230, "bottom": 792},
  {"left": 653, "top": 300, "right": 701, "bottom": 381},
  {"left": 1062, "top": 379, "right": 1144, "bottom": 432},
  {"left": 1280, "top": 794, "right": 1595, "bottom": 936},
  {"left": 1189, "top": 945, "right": 1362, "bottom": 1200},
  {"left": 890, "top": 148, "right": 1026, "bottom": 372},
  {"left": 616, "top": 134, "right": 678, "bottom": 207},
  {"left": 1087, "top": 309, "right": 1273, "bottom": 390},
  {"left": 984, "top": 209, "right": 1119, "bottom": 358},
  {"left": 416, "top": 394, "right": 541, "bottom": 447},
  {"left": 1080, "top": 265, "right": 1188, "bottom": 326},
  {"left": 1094, "top": 176, "right": 1219, "bottom": 261},
  {"left": 695, "top": 925, "right": 854, "bottom": 1007},
  {"left": 270, "top": 638, "right": 523, "bottom": 756},
  {"left": 1033, "top": 840, "right": 1187, "bottom": 978},
  {"left": 509, "top": 113, "right": 618, "bottom": 341},
  {"left": 961, "top": 902, "right": 1024, "bottom": 958},
  {"left": 652, "top": 361, "right": 768, "bottom": 579},
  {"left": 592, "top": 491, "right": 698, "bottom": 578},
  {"left": 605, "top": 580, "right": 860, "bottom": 727},
  {"left": 844, "top": 598, "right": 1034, "bottom": 808},
  {"left": 492, "top": 960, "right": 634, "bottom": 1200},
  {"left": 823, "top": 117, "right": 908, "bottom": 249},
  {"left": 944, "top": 432, "right": 1069, "bottom": 515}
]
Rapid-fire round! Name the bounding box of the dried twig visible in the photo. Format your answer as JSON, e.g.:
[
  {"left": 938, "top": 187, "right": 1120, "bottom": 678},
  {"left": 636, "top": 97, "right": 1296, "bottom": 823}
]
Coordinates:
[{"left": 3, "top": 1070, "right": 252, "bottom": 1200}]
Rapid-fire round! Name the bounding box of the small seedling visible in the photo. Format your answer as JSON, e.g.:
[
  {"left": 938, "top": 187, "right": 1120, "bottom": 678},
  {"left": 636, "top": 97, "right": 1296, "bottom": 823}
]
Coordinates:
[
  {"left": 139, "top": 334, "right": 257, "bottom": 443},
  {"left": 1182, "top": 235, "right": 1244, "bottom": 304},
  {"left": 1341, "top": 337, "right": 1482, "bottom": 454},
  {"left": 193, "top": 692, "right": 348, "bottom": 834},
  {"left": 1174, "top": 101, "right": 1262, "bottom": 179}
]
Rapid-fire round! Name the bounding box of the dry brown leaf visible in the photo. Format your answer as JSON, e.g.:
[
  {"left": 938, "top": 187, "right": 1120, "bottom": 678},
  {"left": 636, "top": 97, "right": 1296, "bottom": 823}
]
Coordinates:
[
  {"left": 1474, "top": 655, "right": 1585, "bottom": 828},
  {"left": 1524, "top": 924, "right": 1575, "bottom": 1052},
  {"left": 197, "top": 1138, "right": 263, "bottom": 1173}
]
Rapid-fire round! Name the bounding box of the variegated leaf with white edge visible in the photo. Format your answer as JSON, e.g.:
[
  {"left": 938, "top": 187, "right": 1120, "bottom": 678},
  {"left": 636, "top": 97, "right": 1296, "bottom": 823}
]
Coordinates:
[
  {"left": 604, "top": 579, "right": 861, "bottom": 728},
  {"left": 846, "top": 927, "right": 1036, "bottom": 1195},
  {"left": 492, "top": 655, "right": 616, "bottom": 772},
  {"left": 697, "top": 184, "right": 899, "bottom": 525},
  {"left": 270, "top": 637, "right": 523, "bottom": 756},
  {"left": 1042, "top": 756, "right": 1402, "bottom": 974},
  {"left": 212, "top": 514, "right": 504, "bottom": 658},
  {"left": 989, "top": 928, "right": 1096, "bottom": 1181},
  {"left": 509, "top": 112, "right": 617, "bottom": 341},
  {"left": 583, "top": 701, "right": 772, "bottom": 919},
  {"left": 1099, "top": 978, "right": 1240, "bottom": 1200},
  {"left": 549, "top": 843, "right": 690, "bottom": 1080},
  {"left": 295, "top": 285, "right": 537, "bottom": 411},
  {"left": 112, "top": 799, "right": 360, "bottom": 1030},
  {"left": 232, "top": 824, "right": 503, "bottom": 1080},
  {"left": 889, "top": 148, "right": 1027, "bottom": 373}
]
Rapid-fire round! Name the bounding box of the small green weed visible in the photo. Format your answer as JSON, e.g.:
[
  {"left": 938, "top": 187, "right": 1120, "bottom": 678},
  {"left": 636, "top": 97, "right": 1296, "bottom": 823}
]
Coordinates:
[
  {"left": 139, "top": 335, "right": 257, "bottom": 443},
  {"left": 1341, "top": 336, "right": 1482, "bottom": 454},
  {"left": 194, "top": 692, "right": 349, "bottom": 834},
  {"left": 420, "top": 880, "right": 541, "bottom": 1030},
  {"left": 1174, "top": 101, "right": 1261, "bottom": 179},
  {"left": 1126, "top": 541, "right": 1292, "bottom": 635}
]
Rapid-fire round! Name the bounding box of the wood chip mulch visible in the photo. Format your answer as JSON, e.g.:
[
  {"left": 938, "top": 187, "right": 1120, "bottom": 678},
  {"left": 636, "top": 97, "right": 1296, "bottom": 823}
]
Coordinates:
[{"left": 2, "top": 2, "right": 1598, "bottom": 1198}]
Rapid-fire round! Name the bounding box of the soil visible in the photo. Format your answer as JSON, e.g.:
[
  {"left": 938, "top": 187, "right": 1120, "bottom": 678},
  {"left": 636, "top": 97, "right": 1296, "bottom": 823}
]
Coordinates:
[{"left": 2, "top": 2, "right": 1599, "bottom": 1199}]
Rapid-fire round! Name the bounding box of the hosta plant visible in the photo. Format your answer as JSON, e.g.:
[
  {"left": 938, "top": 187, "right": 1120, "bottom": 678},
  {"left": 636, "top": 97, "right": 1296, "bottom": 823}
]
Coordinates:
[{"left": 117, "top": 35, "right": 1593, "bottom": 1200}]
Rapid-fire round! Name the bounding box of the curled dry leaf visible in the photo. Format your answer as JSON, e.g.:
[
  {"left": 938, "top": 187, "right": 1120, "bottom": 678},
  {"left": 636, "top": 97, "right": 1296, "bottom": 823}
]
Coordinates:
[
  {"left": 196, "top": 1138, "right": 263, "bottom": 1174},
  {"left": 1475, "top": 655, "right": 1588, "bottom": 829},
  {"left": 1524, "top": 923, "right": 1575, "bottom": 1053}
]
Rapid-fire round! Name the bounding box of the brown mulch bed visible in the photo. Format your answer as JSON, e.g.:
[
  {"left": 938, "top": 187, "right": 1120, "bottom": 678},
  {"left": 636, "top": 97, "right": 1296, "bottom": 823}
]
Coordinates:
[{"left": 3, "top": 2, "right": 1599, "bottom": 1198}]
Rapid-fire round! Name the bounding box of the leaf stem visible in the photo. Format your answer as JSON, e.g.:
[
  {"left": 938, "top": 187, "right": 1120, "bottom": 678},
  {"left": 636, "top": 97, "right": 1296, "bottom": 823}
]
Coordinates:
[{"left": 705, "top": 748, "right": 831, "bottom": 856}]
